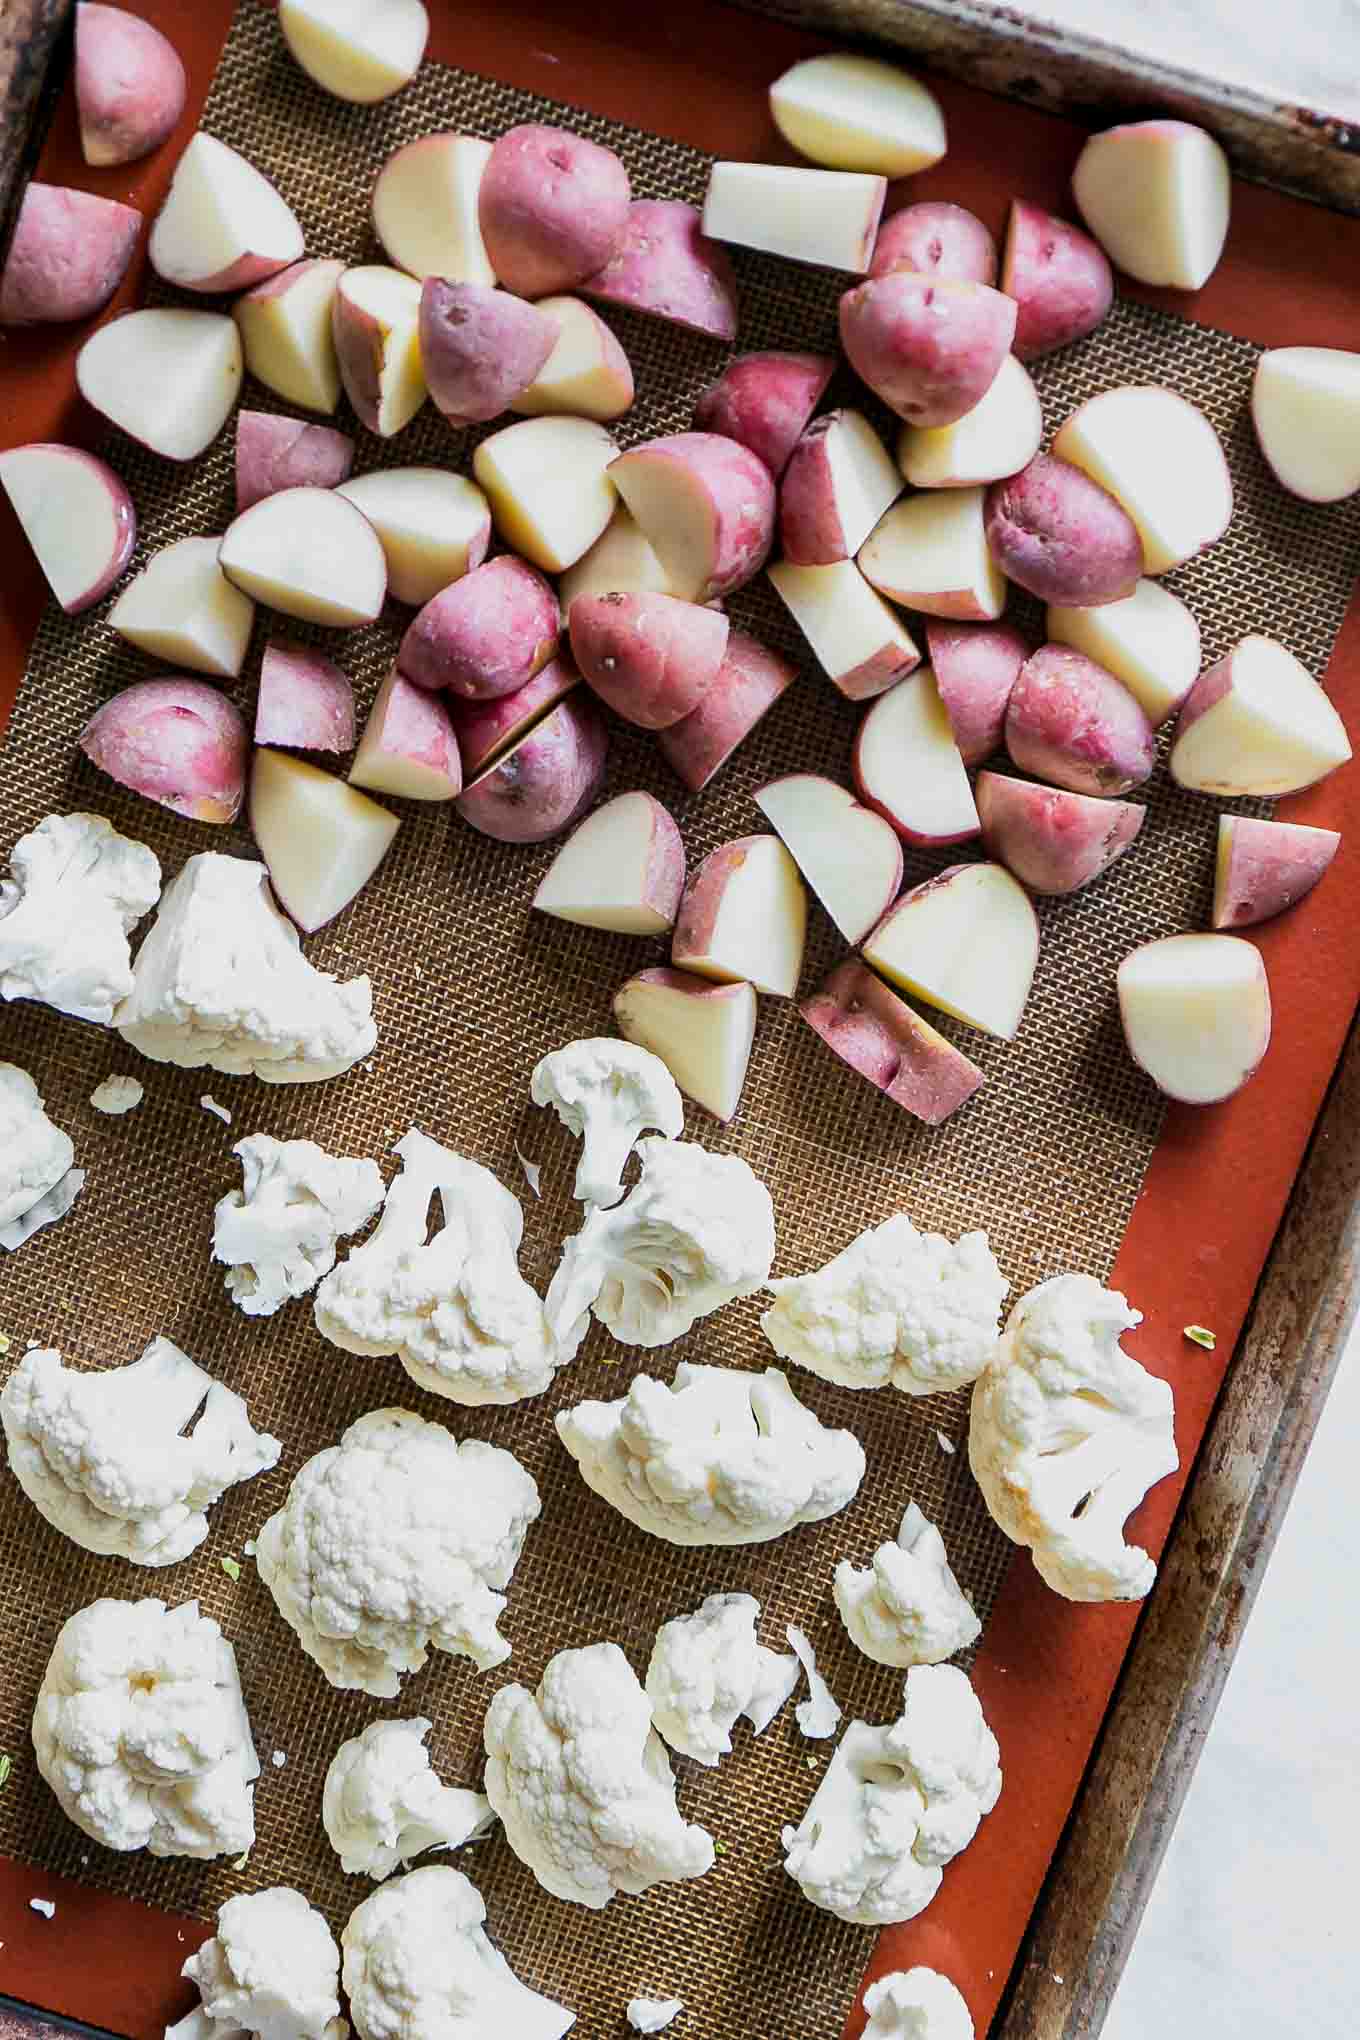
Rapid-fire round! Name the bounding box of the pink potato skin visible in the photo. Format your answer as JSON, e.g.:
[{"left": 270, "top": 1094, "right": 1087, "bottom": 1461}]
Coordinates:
[
  {"left": 1006, "top": 644, "right": 1157, "bottom": 797},
  {"left": 234, "top": 412, "right": 355, "bottom": 514},
  {"left": 800, "top": 958, "right": 985, "bottom": 1126},
  {"left": 985, "top": 454, "right": 1142, "bottom": 607},
  {"left": 778, "top": 410, "right": 895, "bottom": 565},
  {"left": 0, "top": 184, "right": 142, "bottom": 326},
  {"left": 418, "top": 280, "right": 557, "bottom": 426},
  {"left": 448, "top": 659, "right": 580, "bottom": 777},
  {"left": 75, "top": 3, "right": 186, "bottom": 167},
  {"left": 255, "top": 639, "right": 355, "bottom": 753},
  {"left": 2, "top": 444, "right": 138, "bottom": 612},
  {"left": 839, "top": 273, "right": 1017, "bottom": 428},
  {"left": 925, "top": 619, "right": 1029, "bottom": 766},
  {"left": 361, "top": 671, "right": 462, "bottom": 796},
  {"left": 657, "top": 629, "right": 797, "bottom": 791},
  {"left": 672, "top": 835, "right": 769, "bottom": 969},
  {"left": 455, "top": 689, "right": 607, "bottom": 843},
  {"left": 583, "top": 199, "right": 739, "bottom": 343},
  {"left": 976, "top": 769, "right": 1144, "bottom": 893},
  {"left": 479, "top": 124, "right": 631, "bottom": 298},
  {"left": 693, "top": 351, "right": 835, "bottom": 477},
  {"left": 610, "top": 432, "right": 777, "bottom": 601},
  {"left": 80, "top": 677, "right": 248, "bottom": 824},
  {"left": 330, "top": 291, "right": 397, "bottom": 437},
  {"left": 869, "top": 202, "right": 997, "bottom": 285},
  {"left": 1002, "top": 201, "right": 1114, "bottom": 362},
  {"left": 569, "top": 590, "right": 730, "bottom": 732},
  {"left": 398, "top": 557, "right": 560, "bottom": 702},
  {"left": 1214, "top": 816, "right": 1341, "bottom": 929}
]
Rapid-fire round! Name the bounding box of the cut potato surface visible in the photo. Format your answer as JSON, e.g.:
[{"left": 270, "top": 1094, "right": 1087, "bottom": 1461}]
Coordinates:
[
  {"left": 1053, "top": 385, "right": 1231, "bottom": 575},
  {"left": 702, "top": 161, "right": 885, "bottom": 274},
  {"left": 1251, "top": 346, "right": 1360, "bottom": 504},
  {"left": 474, "top": 416, "right": 618, "bottom": 573},
  {"left": 614, "top": 968, "right": 757, "bottom": 1122},
  {"left": 534, "top": 791, "right": 685, "bottom": 936},
  {"left": 219, "top": 487, "right": 387, "bottom": 627},
  {"left": 854, "top": 669, "right": 979, "bottom": 846},
  {"left": 349, "top": 668, "right": 461, "bottom": 802},
  {"left": 512, "top": 296, "right": 635, "bottom": 422},
  {"left": 858, "top": 486, "right": 1006, "bottom": 621},
  {"left": 1169, "top": 634, "right": 1352, "bottom": 797},
  {"left": 1118, "top": 934, "right": 1270, "bottom": 1104},
  {"left": 864, "top": 861, "right": 1039, "bottom": 1040},
  {"left": 897, "top": 354, "right": 1043, "bottom": 490},
  {"left": 109, "top": 535, "right": 254, "bottom": 679},
  {"left": 77, "top": 308, "right": 243, "bottom": 463},
  {"left": 769, "top": 52, "right": 946, "bottom": 177},
  {"left": 279, "top": 0, "right": 428, "bottom": 103},
  {"left": 559, "top": 506, "right": 673, "bottom": 607},
  {"left": 1072, "top": 119, "right": 1230, "bottom": 291},
  {"left": 372, "top": 132, "right": 494, "bottom": 283},
  {"left": 1047, "top": 578, "right": 1200, "bottom": 726},
  {"left": 149, "top": 132, "right": 303, "bottom": 294},
  {"left": 768, "top": 557, "right": 919, "bottom": 701},
  {"left": 755, "top": 774, "right": 903, "bottom": 946},
  {"left": 250, "top": 747, "right": 400, "bottom": 931},
  {"left": 332, "top": 265, "right": 426, "bottom": 438},
  {"left": 337, "top": 469, "right": 489, "bottom": 607},
  {"left": 780, "top": 409, "right": 902, "bottom": 564},
  {"left": 234, "top": 258, "right": 345, "bottom": 415},
  {"left": 0, "top": 442, "right": 136, "bottom": 615},
  {"left": 673, "top": 835, "right": 807, "bottom": 999},
  {"left": 1213, "top": 815, "right": 1341, "bottom": 931}
]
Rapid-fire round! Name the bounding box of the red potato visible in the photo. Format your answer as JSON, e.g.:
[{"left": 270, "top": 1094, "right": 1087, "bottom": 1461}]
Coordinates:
[
  {"left": 702, "top": 161, "right": 886, "bottom": 273},
  {"left": 511, "top": 296, "right": 635, "bottom": 422},
  {"left": 925, "top": 619, "right": 1028, "bottom": 766},
  {"left": 0, "top": 184, "right": 140, "bottom": 326},
  {"left": 75, "top": 3, "right": 186, "bottom": 166},
  {"left": 768, "top": 557, "right": 919, "bottom": 702},
  {"left": 768, "top": 52, "right": 947, "bottom": 178},
  {"left": 1117, "top": 935, "right": 1270, "bottom": 1105},
  {"left": 349, "top": 668, "right": 462, "bottom": 801},
  {"left": 1002, "top": 201, "right": 1113, "bottom": 362},
  {"left": 608, "top": 432, "right": 776, "bottom": 602},
  {"left": 418, "top": 280, "right": 557, "bottom": 426},
  {"left": 233, "top": 258, "right": 345, "bottom": 415},
  {"left": 372, "top": 133, "right": 495, "bottom": 286},
  {"left": 1052, "top": 385, "right": 1233, "bottom": 576},
  {"left": 672, "top": 835, "right": 807, "bottom": 999},
  {"left": 0, "top": 443, "right": 136, "bottom": 614},
  {"left": 108, "top": 535, "right": 254, "bottom": 680},
  {"left": 896, "top": 354, "right": 1042, "bottom": 491},
  {"left": 1212, "top": 814, "right": 1341, "bottom": 930},
  {"left": 857, "top": 486, "right": 1006, "bottom": 622},
  {"left": 218, "top": 486, "right": 387, "bottom": 628},
  {"left": 534, "top": 790, "right": 685, "bottom": 936},
  {"left": 1072, "top": 120, "right": 1231, "bottom": 291},
  {"left": 754, "top": 774, "right": 903, "bottom": 947},
  {"left": 854, "top": 669, "right": 979, "bottom": 847},
  {"left": 657, "top": 630, "right": 797, "bottom": 792},
  {"left": 148, "top": 133, "right": 303, "bottom": 294},
  {"left": 869, "top": 201, "right": 997, "bottom": 284},
  {"left": 1251, "top": 346, "right": 1360, "bottom": 504},
  {"left": 336, "top": 469, "right": 491, "bottom": 609},
  {"left": 779, "top": 409, "right": 902, "bottom": 565},
  {"left": 800, "top": 959, "right": 984, "bottom": 1126},
  {"left": 613, "top": 968, "right": 757, "bottom": 1123},
  {"left": 455, "top": 690, "right": 608, "bottom": 844},
  {"left": 1169, "top": 635, "right": 1352, "bottom": 797},
  {"left": 472, "top": 415, "right": 619, "bottom": 573},
  {"left": 559, "top": 507, "right": 673, "bottom": 607},
  {"left": 1046, "top": 578, "right": 1200, "bottom": 727},
  {"left": 839, "top": 272, "right": 1017, "bottom": 428},
  {"left": 80, "top": 678, "right": 247, "bottom": 825},
  {"left": 693, "top": 351, "right": 835, "bottom": 478},
  {"left": 583, "top": 199, "right": 739, "bottom": 344},
  {"left": 863, "top": 861, "right": 1040, "bottom": 1041},
  {"left": 1006, "top": 644, "right": 1157, "bottom": 797},
  {"left": 250, "top": 748, "right": 400, "bottom": 933},
  {"left": 569, "top": 591, "right": 730, "bottom": 731},
  {"left": 77, "top": 308, "right": 243, "bottom": 462},
  {"left": 235, "top": 412, "right": 354, "bottom": 514},
  {"left": 447, "top": 660, "right": 580, "bottom": 777},
  {"left": 278, "top": 0, "right": 428, "bottom": 105},
  {"left": 256, "top": 639, "right": 356, "bottom": 754},
  {"left": 331, "top": 266, "right": 426, "bottom": 438},
  {"left": 985, "top": 453, "right": 1142, "bottom": 608},
  {"left": 479, "top": 123, "right": 631, "bottom": 299},
  {"left": 399, "top": 557, "right": 560, "bottom": 702},
  {"left": 976, "top": 771, "right": 1144, "bottom": 895}
]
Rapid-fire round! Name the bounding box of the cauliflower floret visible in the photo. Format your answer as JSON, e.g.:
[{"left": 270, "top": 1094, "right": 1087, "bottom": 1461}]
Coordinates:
[
  {"left": 969, "top": 1272, "right": 1178, "bottom": 1603},
  {"left": 313, "top": 1130, "right": 560, "bottom": 1406},
  {"left": 323, "top": 1717, "right": 494, "bottom": 1881},
  {"left": 835, "top": 1504, "right": 981, "bottom": 1668},
  {"left": 762, "top": 1214, "right": 1006, "bottom": 1394},
  {"left": 0, "top": 1060, "right": 75, "bottom": 1236},
  {"left": 342, "top": 1864, "right": 575, "bottom": 2040},
  {"left": 556, "top": 1361, "right": 865, "bottom": 1547},
  {"left": 115, "top": 853, "right": 375, "bottom": 1083},
  {"left": 167, "top": 1887, "right": 346, "bottom": 2040},
  {"left": 255, "top": 1408, "right": 540, "bottom": 1698},
  {"left": 484, "top": 1641, "right": 714, "bottom": 1909},
  {"left": 781, "top": 1663, "right": 1001, "bottom": 1926},
  {"left": 32, "top": 1596, "right": 258, "bottom": 1858},
  {"left": 90, "top": 1074, "right": 145, "bottom": 1115},
  {"left": 2, "top": 1338, "right": 280, "bottom": 1567},
  {"left": 645, "top": 1592, "right": 798, "bottom": 1766},
  {"left": 862, "top": 1968, "right": 975, "bottom": 2040},
  {"left": 0, "top": 812, "right": 161, "bottom": 1024},
  {"left": 531, "top": 1039, "right": 683, "bottom": 1208},
  {"left": 214, "top": 1134, "right": 385, "bottom": 1319}
]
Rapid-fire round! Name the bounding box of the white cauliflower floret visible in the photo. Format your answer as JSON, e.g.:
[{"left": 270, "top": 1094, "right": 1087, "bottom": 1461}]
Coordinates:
[
  {"left": 531, "top": 1039, "right": 683, "bottom": 1208},
  {"left": 32, "top": 1596, "right": 258, "bottom": 1858},
  {"left": 255, "top": 1407, "right": 540, "bottom": 1699},
  {"left": 835, "top": 1504, "right": 981, "bottom": 1668},
  {"left": 762, "top": 1214, "right": 1006, "bottom": 1394},
  {"left": 786, "top": 1624, "right": 841, "bottom": 1739},
  {"left": 313, "top": 1130, "right": 560, "bottom": 1407},
  {"left": 969, "top": 1272, "right": 1178, "bottom": 1603},
  {"left": 645, "top": 1592, "right": 798, "bottom": 1766},
  {"left": 0, "top": 812, "right": 161, "bottom": 1024},
  {"left": 323, "top": 1717, "right": 494, "bottom": 1881},
  {"left": 1, "top": 1338, "right": 280, "bottom": 1567},
  {"left": 781, "top": 1663, "right": 1001, "bottom": 1926},
  {"left": 627, "top": 2000, "right": 684, "bottom": 2034},
  {"left": 167, "top": 1887, "right": 346, "bottom": 2040},
  {"left": 0, "top": 1060, "right": 77, "bottom": 1245},
  {"left": 484, "top": 1641, "right": 714, "bottom": 1909},
  {"left": 115, "top": 853, "right": 375, "bottom": 1083},
  {"left": 342, "top": 1865, "right": 575, "bottom": 2040},
  {"left": 862, "top": 1968, "right": 975, "bottom": 2040},
  {"left": 545, "top": 1138, "right": 775, "bottom": 1357},
  {"left": 556, "top": 1361, "right": 865, "bottom": 1547},
  {"left": 90, "top": 1074, "right": 145, "bottom": 1115},
  {"left": 214, "top": 1134, "right": 385, "bottom": 1319}
]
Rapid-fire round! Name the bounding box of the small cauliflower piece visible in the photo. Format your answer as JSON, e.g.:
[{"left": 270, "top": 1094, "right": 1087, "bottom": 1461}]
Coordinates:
[
  {"left": 90, "top": 1074, "right": 145, "bottom": 1115},
  {"left": 2, "top": 1338, "right": 280, "bottom": 1567},
  {"left": 255, "top": 1407, "right": 540, "bottom": 1698},
  {"left": 0, "top": 1061, "right": 76, "bottom": 1243},
  {"left": 786, "top": 1623, "right": 841, "bottom": 1739},
  {"left": 970, "top": 1272, "right": 1178, "bottom": 1603},
  {"left": 0, "top": 1166, "right": 86, "bottom": 1253},
  {"left": 762, "top": 1213, "right": 1006, "bottom": 1394},
  {"left": 167, "top": 1886, "right": 346, "bottom": 2040},
  {"left": 645, "top": 1592, "right": 799, "bottom": 1765},
  {"left": 556, "top": 1360, "right": 865, "bottom": 1546},
  {"left": 835, "top": 1503, "right": 981, "bottom": 1668},
  {"left": 781, "top": 1662, "right": 1001, "bottom": 1926},
  {"left": 0, "top": 812, "right": 161, "bottom": 1025},
  {"left": 214, "top": 1134, "right": 385, "bottom": 1318},
  {"left": 862, "top": 1968, "right": 975, "bottom": 2040},
  {"left": 531, "top": 1038, "right": 684, "bottom": 1208},
  {"left": 33, "top": 1595, "right": 258, "bottom": 1858},
  {"left": 545, "top": 1137, "right": 775, "bottom": 1356},
  {"left": 313, "top": 1128, "right": 561, "bottom": 1406},
  {"left": 627, "top": 2001, "right": 684, "bottom": 2034},
  {"left": 115, "top": 853, "right": 376, "bottom": 1084},
  {"left": 342, "top": 1864, "right": 575, "bottom": 2040},
  {"left": 484, "top": 1641, "right": 714, "bottom": 1910},
  {"left": 323, "top": 1716, "right": 494, "bottom": 1880}
]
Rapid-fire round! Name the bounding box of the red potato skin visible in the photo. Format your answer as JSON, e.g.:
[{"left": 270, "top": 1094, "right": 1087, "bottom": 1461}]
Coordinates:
[
  {"left": 610, "top": 432, "right": 777, "bottom": 601},
  {"left": 800, "top": 958, "right": 985, "bottom": 1126},
  {"left": 569, "top": 590, "right": 730, "bottom": 731},
  {"left": 75, "top": 3, "right": 186, "bottom": 167},
  {"left": 0, "top": 184, "right": 141, "bottom": 326},
  {"left": 455, "top": 689, "right": 607, "bottom": 843},
  {"left": 779, "top": 411, "right": 897, "bottom": 566},
  {"left": 418, "top": 280, "right": 557, "bottom": 425},
  {"left": 869, "top": 202, "right": 997, "bottom": 285},
  {"left": 985, "top": 454, "right": 1142, "bottom": 607},
  {"left": 584, "top": 199, "right": 739, "bottom": 343},
  {"left": 1213, "top": 816, "right": 1341, "bottom": 929},
  {"left": 359, "top": 671, "right": 462, "bottom": 797},
  {"left": 976, "top": 770, "right": 1144, "bottom": 894},
  {"left": 479, "top": 123, "right": 631, "bottom": 298},
  {"left": 330, "top": 289, "right": 398, "bottom": 437},
  {"left": 80, "top": 677, "right": 248, "bottom": 824},
  {"left": 657, "top": 630, "right": 797, "bottom": 791},
  {"left": 839, "top": 273, "right": 1017, "bottom": 428},
  {"left": 1002, "top": 201, "right": 1114, "bottom": 362},
  {"left": 693, "top": 351, "right": 834, "bottom": 477},
  {"left": 1006, "top": 644, "right": 1157, "bottom": 797},
  {"left": 671, "top": 835, "right": 767, "bottom": 970},
  {"left": 255, "top": 639, "right": 356, "bottom": 753},
  {"left": 234, "top": 412, "right": 355, "bottom": 514},
  {"left": 2, "top": 444, "right": 138, "bottom": 612},
  {"left": 448, "top": 660, "right": 580, "bottom": 777},
  {"left": 398, "top": 557, "right": 560, "bottom": 702},
  {"left": 925, "top": 619, "right": 1029, "bottom": 766}
]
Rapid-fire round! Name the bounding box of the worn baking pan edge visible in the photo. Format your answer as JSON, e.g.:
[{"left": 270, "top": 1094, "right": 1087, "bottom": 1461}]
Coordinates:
[{"left": 0, "top": 2, "right": 69, "bottom": 232}]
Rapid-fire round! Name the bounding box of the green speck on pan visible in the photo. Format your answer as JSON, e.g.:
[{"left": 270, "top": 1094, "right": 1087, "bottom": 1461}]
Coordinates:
[
  {"left": 0, "top": 1753, "right": 11, "bottom": 1789},
  {"left": 1183, "top": 1324, "right": 1217, "bottom": 1350},
  {"left": 220, "top": 1555, "right": 242, "bottom": 1582}
]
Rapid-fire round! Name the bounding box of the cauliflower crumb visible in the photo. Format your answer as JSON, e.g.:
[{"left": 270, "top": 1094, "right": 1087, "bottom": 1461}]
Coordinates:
[
  {"left": 936, "top": 1430, "right": 956, "bottom": 1455},
  {"left": 515, "top": 1145, "right": 542, "bottom": 1198},
  {"left": 271, "top": 1750, "right": 287, "bottom": 1769},
  {"left": 786, "top": 1625, "right": 841, "bottom": 1739},
  {"left": 29, "top": 1898, "right": 55, "bottom": 1920},
  {"left": 89, "top": 1074, "right": 144, "bottom": 1116},
  {"left": 628, "top": 1997, "right": 685, "bottom": 2033},
  {"left": 201, "top": 1095, "right": 233, "bottom": 1125}
]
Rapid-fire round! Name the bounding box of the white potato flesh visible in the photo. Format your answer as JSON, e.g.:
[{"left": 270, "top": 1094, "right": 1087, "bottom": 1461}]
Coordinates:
[
  {"left": 613, "top": 973, "right": 758, "bottom": 1122},
  {"left": 1252, "top": 346, "right": 1360, "bottom": 503},
  {"left": 109, "top": 536, "right": 255, "bottom": 678},
  {"left": 337, "top": 469, "right": 489, "bottom": 606},
  {"left": 1073, "top": 120, "right": 1230, "bottom": 290},
  {"left": 279, "top": 0, "right": 428, "bottom": 103},
  {"left": 234, "top": 259, "right": 345, "bottom": 414},
  {"left": 768, "top": 558, "right": 919, "bottom": 698},
  {"left": 858, "top": 487, "right": 1006, "bottom": 620},
  {"left": 675, "top": 837, "right": 807, "bottom": 999},
  {"left": 250, "top": 747, "right": 400, "bottom": 932},
  {"left": 856, "top": 669, "right": 979, "bottom": 845},
  {"left": 1053, "top": 385, "right": 1232, "bottom": 574},
  {"left": 863, "top": 861, "right": 1038, "bottom": 1040},
  {"left": 1170, "top": 635, "right": 1352, "bottom": 796},
  {"left": 769, "top": 53, "right": 946, "bottom": 176},
  {"left": 814, "top": 410, "right": 903, "bottom": 552},
  {"left": 897, "top": 355, "right": 1043, "bottom": 489},
  {"left": 534, "top": 792, "right": 677, "bottom": 936},
  {"left": 1118, "top": 934, "right": 1271, "bottom": 1104},
  {"left": 702, "top": 162, "right": 885, "bottom": 274},
  {"left": 754, "top": 774, "right": 903, "bottom": 946},
  {"left": 511, "top": 296, "right": 634, "bottom": 421},
  {"left": 335, "top": 266, "right": 426, "bottom": 438},
  {"left": 77, "top": 308, "right": 243, "bottom": 462},
  {"left": 472, "top": 416, "right": 618, "bottom": 573},
  {"left": 372, "top": 133, "right": 495, "bottom": 283},
  {"left": 219, "top": 487, "right": 387, "bottom": 626},
  {"left": 148, "top": 132, "right": 303, "bottom": 291},
  {"left": 1047, "top": 578, "right": 1201, "bottom": 725},
  {"left": 559, "top": 507, "right": 674, "bottom": 606},
  {"left": 0, "top": 445, "right": 132, "bottom": 614}
]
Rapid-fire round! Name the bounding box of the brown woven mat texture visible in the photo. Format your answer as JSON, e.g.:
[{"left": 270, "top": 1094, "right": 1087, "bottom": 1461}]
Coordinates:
[{"left": 1, "top": 6, "right": 1359, "bottom": 2036}]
